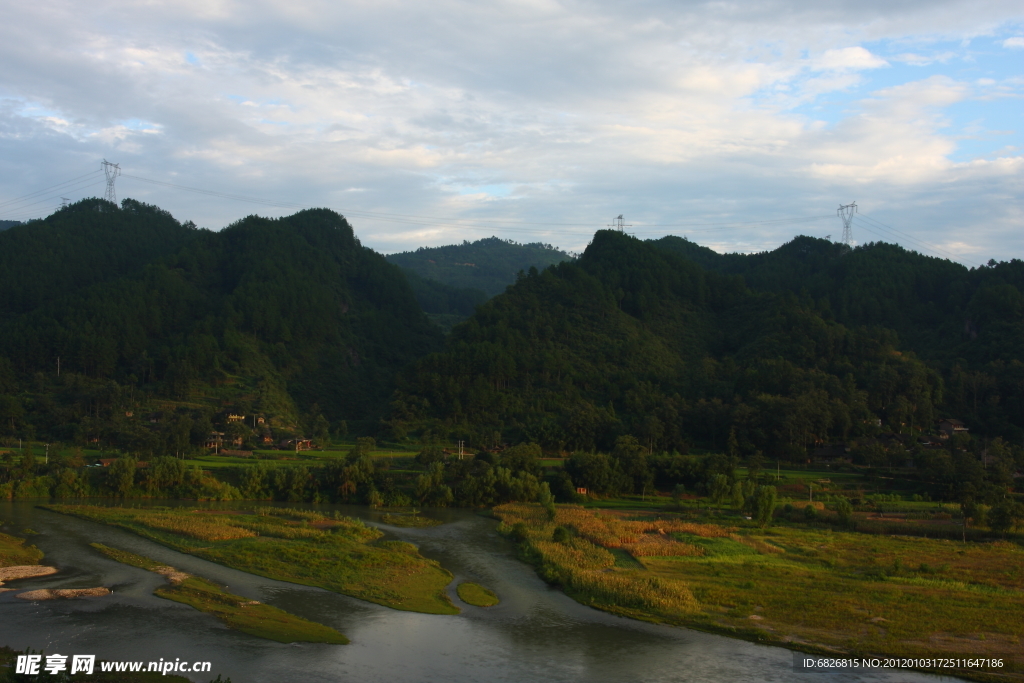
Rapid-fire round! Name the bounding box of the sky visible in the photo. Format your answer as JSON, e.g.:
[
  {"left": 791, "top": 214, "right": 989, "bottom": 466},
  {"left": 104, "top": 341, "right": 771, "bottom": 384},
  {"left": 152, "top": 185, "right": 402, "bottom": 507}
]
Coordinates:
[{"left": 0, "top": 0, "right": 1021, "bottom": 265}]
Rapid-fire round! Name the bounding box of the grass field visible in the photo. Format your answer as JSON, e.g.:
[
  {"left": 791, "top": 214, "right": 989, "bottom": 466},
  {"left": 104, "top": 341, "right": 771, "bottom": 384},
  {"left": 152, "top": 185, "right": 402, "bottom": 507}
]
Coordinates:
[
  {"left": 456, "top": 582, "right": 499, "bottom": 607},
  {"left": 90, "top": 543, "right": 347, "bottom": 644},
  {"left": 0, "top": 531, "right": 43, "bottom": 568},
  {"left": 48, "top": 505, "right": 458, "bottom": 615},
  {"left": 379, "top": 512, "right": 444, "bottom": 528},
  {"left": 495, "top": 503, "right": 1024, "bottom": 681}
]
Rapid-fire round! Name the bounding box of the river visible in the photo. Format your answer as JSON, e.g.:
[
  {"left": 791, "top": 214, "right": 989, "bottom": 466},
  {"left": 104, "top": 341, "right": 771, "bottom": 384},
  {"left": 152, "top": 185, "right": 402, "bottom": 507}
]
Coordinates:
[{"left": 0, "top": 501, "right": 959, "bottom": 683}]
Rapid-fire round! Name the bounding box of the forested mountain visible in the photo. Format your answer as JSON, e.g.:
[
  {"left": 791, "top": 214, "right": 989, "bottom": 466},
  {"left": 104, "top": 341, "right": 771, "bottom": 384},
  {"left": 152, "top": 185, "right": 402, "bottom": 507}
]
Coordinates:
[
  {"left": 400, "top": 269, "right": 488, "bottom": 333},
  {"left": 386, "top": 236, "right": 572, "bottom": 297},
  {"left": 0, "top": 220, "right": 20, "bottom": 231},
  {"left": 653, "top": 235, "right": 1024, "bottom": 438},
  {"left": 389, "top": 230, "right": 1024, "bottom": 458},
  {"left": 0, "top": 199, "right": 441, "bottom": 450},
  {"left": 2, "top": 199, "right": 1022, "bottom": 467}
]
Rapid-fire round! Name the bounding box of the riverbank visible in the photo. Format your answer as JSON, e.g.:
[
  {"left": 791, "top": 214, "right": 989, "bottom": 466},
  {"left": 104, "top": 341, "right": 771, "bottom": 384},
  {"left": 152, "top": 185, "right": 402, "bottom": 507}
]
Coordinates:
[
  {"left": 91, "top": 543, "right": 347, "bottom": 644},
  {"left": 495, "top": 503, "right": 1023, "bottom": 683},
  {"left": 0, "top": 531, "right": 44, "bottom": 569},
  {"left": 46, "top": 504, "right": 458, "bottom": 615}
]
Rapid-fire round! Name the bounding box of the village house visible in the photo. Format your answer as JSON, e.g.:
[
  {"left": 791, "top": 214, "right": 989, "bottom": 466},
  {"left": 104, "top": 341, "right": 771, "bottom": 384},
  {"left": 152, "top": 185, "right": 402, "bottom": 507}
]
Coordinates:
[{"left": 937, "top": 419, "right": 968, "bottom": 439}]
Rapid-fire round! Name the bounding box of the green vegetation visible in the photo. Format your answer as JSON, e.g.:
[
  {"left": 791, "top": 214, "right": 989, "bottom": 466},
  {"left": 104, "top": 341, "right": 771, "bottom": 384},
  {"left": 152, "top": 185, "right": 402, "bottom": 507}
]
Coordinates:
[
  {"left": 160, "top": 576, "right": 347, "bottom": 644},
  {"left": 456, "top": 582, "right": 499, "bottom": 607},
  {"left": 380, "top": 513, "right": 443, "bottom": 527},
  {"left": 50, "top": 505, "right": 457, "bottom": 615},
  {"left": 497, "top": 503, "right": 1024, "bottom": 678},
  {"left": 0, "top": 198, "right": 441, "bottom": 461},
  {"left": 90, "top": 543, "right": 164, "bottom": 570},
  {"left": 0, "top": 531, "right": 43, "bottom": 567},
  {"left": 90, "top": 542, "right": 346, "bottom": 644},
  {"left": 386, "top": 237, "right": 572, "bottom": 297}
]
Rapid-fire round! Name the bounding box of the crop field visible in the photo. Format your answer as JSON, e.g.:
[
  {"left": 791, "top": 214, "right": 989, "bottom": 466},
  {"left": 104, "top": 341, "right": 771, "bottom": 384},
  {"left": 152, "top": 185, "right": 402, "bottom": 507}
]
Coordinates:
[
  {"left": 47, "top": 505, "right": 458, "bottom": 615},
  {"left": 495, "top": 503, "right": 1024, "bottom": 681}
]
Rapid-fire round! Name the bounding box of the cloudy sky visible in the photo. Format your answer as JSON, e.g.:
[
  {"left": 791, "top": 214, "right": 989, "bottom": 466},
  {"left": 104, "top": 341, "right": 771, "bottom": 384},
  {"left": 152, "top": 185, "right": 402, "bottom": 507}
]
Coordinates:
[{"left": 1, "top": 0, "right": 1021, "bottom": 264}]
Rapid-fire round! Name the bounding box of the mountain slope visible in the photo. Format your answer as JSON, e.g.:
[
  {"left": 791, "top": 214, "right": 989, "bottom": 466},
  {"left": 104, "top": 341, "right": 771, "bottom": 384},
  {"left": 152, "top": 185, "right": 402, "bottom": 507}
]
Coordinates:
[
  {"left": 392, "top": 231, "right": 945, "bottom": 456},
  {"left": 652, "top": 235, "right": 1024, "bottom": 438},
  {"left": 0, "top": 199, "right": 442, "bottom": 447}
]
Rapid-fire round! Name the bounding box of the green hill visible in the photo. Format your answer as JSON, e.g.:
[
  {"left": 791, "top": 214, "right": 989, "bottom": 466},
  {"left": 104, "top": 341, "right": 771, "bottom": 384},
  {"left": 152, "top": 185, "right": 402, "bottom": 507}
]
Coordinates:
[
  {"left": 0, "top": 199, "right": 441, "bottom": 451},
  {"left": 652, "top": 235, "right": 1024, "bottom": 436},
  {"left": 392, "top": 231, "right": 936, "bottom": 454},
  {"left": 386, "top": 236, "right": 572, "bottom": 297}
]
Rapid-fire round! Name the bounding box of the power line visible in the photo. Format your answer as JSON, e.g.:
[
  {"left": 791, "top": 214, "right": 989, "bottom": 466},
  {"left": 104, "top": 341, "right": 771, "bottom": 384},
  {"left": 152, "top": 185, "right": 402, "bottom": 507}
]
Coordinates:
[
  {"left": 0, "top": 169, "right": 103, "bottom": 211},
  {"left": 0, "top": 177, "right": 107, "bottom": 220},
  {"left": 855, "top": 213, "right": 978, "bottom": 266},
  {"left": 5, "top": 166, "right": 920, "bottom": 259},
  {"left": 120, "top": 171, "right": 836, "bottom": 237}
]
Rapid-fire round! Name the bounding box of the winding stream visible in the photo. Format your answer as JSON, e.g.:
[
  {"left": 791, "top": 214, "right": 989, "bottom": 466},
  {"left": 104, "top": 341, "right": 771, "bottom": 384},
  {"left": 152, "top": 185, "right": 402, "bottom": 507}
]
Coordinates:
[{"left": 0, "top": 501, "right": 958, "bottom": 682}]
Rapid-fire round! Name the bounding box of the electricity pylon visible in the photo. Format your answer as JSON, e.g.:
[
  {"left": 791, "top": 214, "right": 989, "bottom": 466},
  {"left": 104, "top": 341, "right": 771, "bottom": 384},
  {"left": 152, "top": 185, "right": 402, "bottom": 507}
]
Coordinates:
[
  {"left": 102, "top": 160, "right": 121, "bottom": 204},
  {"left": 837, "top": 202, "right": 857, "bottom": 246},
  {"left": 607, "top": 214, "right": 631, "bottom": 232}
]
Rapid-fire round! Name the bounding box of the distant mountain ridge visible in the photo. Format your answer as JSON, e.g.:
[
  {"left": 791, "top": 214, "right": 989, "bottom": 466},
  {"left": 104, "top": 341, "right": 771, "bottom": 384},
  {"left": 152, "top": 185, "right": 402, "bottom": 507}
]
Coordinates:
[
  {"left": 386, "top": 236, "right": 572, "bottom": 297},
  {"left": 0, "top": 220, "right": 21, "bottom": 231}
]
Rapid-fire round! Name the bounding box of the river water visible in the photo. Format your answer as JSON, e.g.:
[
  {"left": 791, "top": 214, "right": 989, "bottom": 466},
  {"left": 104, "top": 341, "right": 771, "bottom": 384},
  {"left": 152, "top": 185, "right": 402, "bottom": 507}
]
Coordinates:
[{"left": 0, "top": 501, "right": 959, "bottom": 683}]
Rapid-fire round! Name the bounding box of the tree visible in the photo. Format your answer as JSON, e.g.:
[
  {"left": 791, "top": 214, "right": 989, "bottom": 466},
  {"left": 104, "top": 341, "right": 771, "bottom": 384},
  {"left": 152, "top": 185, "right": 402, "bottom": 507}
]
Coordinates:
[
  {"left": 988, "top": 500, "right": 1023, "bottom": 534},
  {"left": 709, "top": 473, "right": 730, "bottom": 509},
  {"left": 107, "top": 456, "right": 137, "bottom": 497},
  {"left": 752, "top": 485, "right": 777, "bottom": 527},
  {"left": 833, "top": 496, "right": 853, "bottom": 525},
  {"left": 312, "top": 414, "right": 331, "bottom": 448},
  {"left": 731, "top": 481, "right": 745, "bottom": 510},
  {"left": 537, "top": 482, "right": 556, "bottom": 521},
  {"left": 499, "top": 443, "right": 543, "bottom": 476}
]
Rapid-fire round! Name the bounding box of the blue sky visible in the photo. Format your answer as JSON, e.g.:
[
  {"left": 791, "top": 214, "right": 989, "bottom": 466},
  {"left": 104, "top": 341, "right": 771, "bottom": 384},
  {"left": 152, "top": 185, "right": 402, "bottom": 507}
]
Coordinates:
[{"left": 0, "top": 1, "right": 1021, "bottom": 265}]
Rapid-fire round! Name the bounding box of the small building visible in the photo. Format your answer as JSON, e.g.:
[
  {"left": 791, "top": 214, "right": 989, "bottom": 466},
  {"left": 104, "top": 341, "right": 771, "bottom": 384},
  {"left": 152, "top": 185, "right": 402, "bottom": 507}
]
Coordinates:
[
  {"left": 227, "top": 414, "right": 245, "bottom": 423},
  {"left": 937, "top": 419, "right": 968, "bottom": 439}
]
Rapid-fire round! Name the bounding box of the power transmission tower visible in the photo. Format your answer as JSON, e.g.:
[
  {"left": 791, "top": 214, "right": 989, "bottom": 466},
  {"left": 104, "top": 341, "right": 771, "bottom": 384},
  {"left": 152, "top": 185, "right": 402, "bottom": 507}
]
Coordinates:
[
  {"left": 607, "top": 214, "right": 631, "bottom": 232},
  {"left": 102, "top": 160, "right": 121, "bottom": 204},
  {"left": 837, "top": 202, "right": 857, "bottom": 246},
  {"left": 60, "top": 197, "right": 71, "bottom": 208}
]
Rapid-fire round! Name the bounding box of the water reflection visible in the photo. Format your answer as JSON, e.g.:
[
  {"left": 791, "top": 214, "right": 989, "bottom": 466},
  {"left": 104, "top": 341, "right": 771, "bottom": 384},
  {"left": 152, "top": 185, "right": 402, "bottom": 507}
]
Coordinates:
[{"left": 0, "top": 501, "right": 956, "bottom": 682}]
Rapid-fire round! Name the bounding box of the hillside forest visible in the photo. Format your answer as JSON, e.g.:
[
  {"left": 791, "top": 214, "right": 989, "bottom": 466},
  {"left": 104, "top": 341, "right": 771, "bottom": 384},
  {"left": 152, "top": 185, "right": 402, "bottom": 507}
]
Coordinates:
[{"left": 0, "top": 200, "right": 1022, "bottom": 512}]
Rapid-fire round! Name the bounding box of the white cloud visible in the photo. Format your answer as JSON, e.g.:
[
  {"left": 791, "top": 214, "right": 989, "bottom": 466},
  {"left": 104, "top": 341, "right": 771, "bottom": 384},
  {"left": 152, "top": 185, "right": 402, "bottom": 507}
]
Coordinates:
[
  {"left": 0, "top": 0, "right": 1020, "bottom": 263},
  {"left": 1003, "top": 36, "right": 1024, "bottom": 47},
  {"left": 814, "top": 47, "right": 890, "bottom": 71}
]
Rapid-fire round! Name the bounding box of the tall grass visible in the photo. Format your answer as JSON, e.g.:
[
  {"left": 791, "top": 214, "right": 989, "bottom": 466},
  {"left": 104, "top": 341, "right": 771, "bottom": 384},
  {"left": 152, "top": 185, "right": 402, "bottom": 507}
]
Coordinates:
[{"left": 495, "top": 504, "right": 699, "bottom": 614}]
